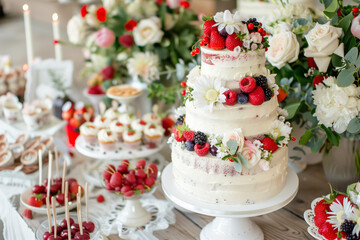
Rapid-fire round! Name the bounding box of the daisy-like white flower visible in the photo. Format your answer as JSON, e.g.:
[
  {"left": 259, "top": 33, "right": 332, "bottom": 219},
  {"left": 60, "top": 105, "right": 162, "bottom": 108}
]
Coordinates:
[
  {"left": 349, "top": 208, "right": 360, "bottom": 236},
  {"left": 174, "top": 106, "right": 186, "bottom": 117},
  {"left": 208, "top": 134, "right": 221, "bottom": 146},
  {"left": 213, "top": 10, "right": 248, "bottom": 35},
  {"left": 269, "top": 119, "right": 292, "bottom": 145},
  {"left": 327, "top": 197, "right": 354, "bottom": 230},
  {"left": 192, "top": 75, "right": 228, "bottom": 112}
]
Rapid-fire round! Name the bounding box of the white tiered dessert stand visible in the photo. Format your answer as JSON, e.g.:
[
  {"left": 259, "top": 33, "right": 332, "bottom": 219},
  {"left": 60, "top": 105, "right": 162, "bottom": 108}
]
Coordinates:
[{"left": 162, "top": 163, "right": 299, "bottom": 240}]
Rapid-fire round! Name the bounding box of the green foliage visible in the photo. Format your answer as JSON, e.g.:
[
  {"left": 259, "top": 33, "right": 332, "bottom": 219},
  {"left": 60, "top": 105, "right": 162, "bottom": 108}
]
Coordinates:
[{"left": 347, "top": 118, "right": 360, "bottom": 134}]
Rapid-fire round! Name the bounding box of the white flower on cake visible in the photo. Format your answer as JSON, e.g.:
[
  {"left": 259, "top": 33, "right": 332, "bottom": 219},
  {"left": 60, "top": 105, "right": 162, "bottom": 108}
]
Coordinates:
[
  {"left": 192, "top": 75, "right": 228, "bottom": 112},
  {"left": 186, "top": 66, "right": 200, "bottom": 88},
  {"left": 222, "top": 128, "right": 245, "bottom": 153},
  {"left": 127, "top": 52, "right": 160, "bottom": 83},
  {"left": 327, "top": 197, "right": 354, "bottom": 230},
  {"left": 349, "top": 208, "right": 360, "bottom": 236},
  {"left": 304, "top": 22, "right": 343, "bottom": 72},
  {"left": 174, "top": 106, "right": 186, "bottom": 117},
  {"left": 269, "top": 120, "right": 292, "bottom": 145},
  {"left": 241, "top": 140, "right": 261, "bottom": 168},
  {"left": 312, "top": 76, "right": 360, "bottom": 134},
  {"left": 266, "top": 30, "right": 300, "bottom": 69},
  {"left": 277, "top": 107, "right": 289, "bottom": 117},
  {"left": 259, "top": 159, "right": 270, "bottom": 171},
  {"left": 250, "top": 32, "right": 262, "bottom": 44},
  {"left": 213, "top": 10, "right": 248, "bottom": 35},
  {"left": 67, "top": 16, "right": 86, "bottom": 44},
  {"left": 133, "top": 17, "right": 164, "bottom": 46}
]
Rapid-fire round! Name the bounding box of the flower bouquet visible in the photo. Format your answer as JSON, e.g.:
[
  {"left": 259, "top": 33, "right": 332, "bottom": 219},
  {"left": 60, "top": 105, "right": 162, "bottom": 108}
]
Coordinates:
[
  {"left": 67, "top": 0, "right": 200, "bottom": 105},
  {"left": 304, "top": 183, "right": 360, "bottom": 240}
]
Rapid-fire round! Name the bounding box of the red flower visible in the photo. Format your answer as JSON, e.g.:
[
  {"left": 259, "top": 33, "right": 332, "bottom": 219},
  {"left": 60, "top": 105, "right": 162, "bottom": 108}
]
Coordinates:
[
  {"left": 96, "top": 7, "right": 107, "bottom": 22},
  {"left": 119, "top": 34, "right": 134, "bottom": 47},
  {"left": 180, "top": 1, "right": 190, "bottom": 8},
  {"left": 101, "top": 66, "right": 115, "bottom": 80},
  {"left": 124, "top": 19, "right": 137, "bottom": 31},
  {"left": 312, "top": 76, "right": 325, "bottom": 88},
  {"left": 307, "top": 57, "right": 317, "bottom": 69},
  {"left": 80, "top": 5, "right": 87, "bottom": 18},
  {"left": 156, "top": 0, "right": 164, "bottom": 4}
]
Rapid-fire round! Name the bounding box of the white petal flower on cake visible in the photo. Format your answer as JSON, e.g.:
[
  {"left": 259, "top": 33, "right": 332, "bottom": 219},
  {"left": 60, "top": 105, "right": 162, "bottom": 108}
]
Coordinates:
[
  {"left": 350, "top": 208, "right": 360, "bottom": 236},
  {"left": 127, "top": 52, "right": 160, "bottom": 83},
  {"left": 192, "top": 75, "right": 228, "bottom": 112},
  {"left": 259, "top": 159, "right": 270, "bottom": 171},
  {"left": 269, "top": 120, "right": 292, "bottom": 145},
  {"left": 327, "top": 197, "right": 354, "bottom": 230},
  {"left": 186, "top": 66, "right": 201, "bottom": 88},
  {"left": 222, "top": 128, "right": 245, "bottom": 153},
  {"left": 277, "top": 107, "right": 289, "bottom": 117},
  {"left": 213, "top": 10, "right": 247, "bottom": 35},
  {"left": 174, "top": 106, "right": 186, "bottom": 117},
  {"left": 250, "top": 32, "right": 262, "bottom": 44}
]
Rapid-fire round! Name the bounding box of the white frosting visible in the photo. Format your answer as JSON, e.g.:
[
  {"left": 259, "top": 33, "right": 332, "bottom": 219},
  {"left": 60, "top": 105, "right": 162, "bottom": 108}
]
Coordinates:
[
  {"left": 94, "top": 115, "right": 110, "bottom": 129},
  {"left": 105, "top": 108, "right": 121, "bottom": 120},
  {"left": 172, "top": 144, "right": 288, "bottom": 204},
  {"left": 143, "top": 113, "right": 161, "bottom": 125},
  {"left": 80, "top": 122, "right": 98, "bottom": 136},
  {"left": 110, "top": 120, "right": 126, "bottom": 133},
  {"left": 97, "top": 129, "right": 116, "bottom": 143},
  {"left": 144, "top": 124, "right": 165, "bottom": 137},
  {"left": 123, "top": 129, "right": 142, "bottom": 142},
  {"left": 131, "top": 119, "right": 148, "bottom": 132},
  {"left": 186, "top": 96, "right": 279, "bottom": 137},
  {"left": 118, "top": 113, "right": 135, "bottom": 126}
]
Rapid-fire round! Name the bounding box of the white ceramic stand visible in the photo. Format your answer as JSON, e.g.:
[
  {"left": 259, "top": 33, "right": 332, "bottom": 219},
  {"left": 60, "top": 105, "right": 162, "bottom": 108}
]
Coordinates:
[
  {"left": 162, "top": 164, "right": 299, "bottom": 240},
  {"left": 117, "top": 196, "right": 151, "bottom": 228}
]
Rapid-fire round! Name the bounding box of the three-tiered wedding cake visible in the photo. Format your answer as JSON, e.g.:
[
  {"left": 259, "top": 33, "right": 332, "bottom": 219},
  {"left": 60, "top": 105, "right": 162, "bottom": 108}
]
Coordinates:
[{"left": 169, "top": 11, "right": 292, "bottom": 205}]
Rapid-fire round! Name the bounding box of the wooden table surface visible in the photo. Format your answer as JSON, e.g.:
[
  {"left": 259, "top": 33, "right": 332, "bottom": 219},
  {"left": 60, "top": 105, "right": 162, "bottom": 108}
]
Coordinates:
[{"left": 106, "top": 163, "right": 329, "bottom": 240}]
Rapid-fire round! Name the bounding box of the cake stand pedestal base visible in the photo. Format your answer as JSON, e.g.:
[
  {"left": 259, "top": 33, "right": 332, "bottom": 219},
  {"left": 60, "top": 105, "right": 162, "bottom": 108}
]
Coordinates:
[
  {"left": 200, "top": 217, "right": 263, "bottom": 240},
  {"left": 117, "top": 197, "right": 151, "bottom": 228},
  {"left": 162, "top": 163, "right": 299, "bottom": 240}
]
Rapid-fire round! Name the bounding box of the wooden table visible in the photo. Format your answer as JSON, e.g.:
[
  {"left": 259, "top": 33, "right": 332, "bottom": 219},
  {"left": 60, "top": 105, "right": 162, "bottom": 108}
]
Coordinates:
[{"left": 105, "top": 163, "right": 328, "bottom": 240}]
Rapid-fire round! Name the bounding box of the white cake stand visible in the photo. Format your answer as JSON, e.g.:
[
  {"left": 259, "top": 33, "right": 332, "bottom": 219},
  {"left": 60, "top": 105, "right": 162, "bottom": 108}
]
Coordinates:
[{"left": 162, "top": 164, "right": 299, "bottom": 240}]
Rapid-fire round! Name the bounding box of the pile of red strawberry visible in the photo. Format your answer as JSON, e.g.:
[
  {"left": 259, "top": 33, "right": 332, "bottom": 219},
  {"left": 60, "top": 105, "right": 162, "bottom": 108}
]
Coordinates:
[
  {"left": 103, "top": 159, "right": 158, "bottom": 197},
  {"left": 196, "top": 17, "right": 268, "bottom": 52},
  {"left": 62, "top": 102, "right": 94, "bottom": 131},
  {"left": 28, "top": 178, "right": 83, "bottom": 208}
]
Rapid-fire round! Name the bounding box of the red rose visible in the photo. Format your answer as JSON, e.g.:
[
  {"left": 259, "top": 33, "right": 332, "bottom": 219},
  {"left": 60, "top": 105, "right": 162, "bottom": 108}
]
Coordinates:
[
  {"left": 312, "top": 76, "right": 325, "bottom": 88},
  {"left": 307, "top": 57, "right": 317, "bottom": 69},
  {"left": 80, "top": 5, "right": 87, "bottom": 18},
  {"left": 124, "top": 19, "right": 137, "bottom": 31},
  {"left": 180, "top": 1, "right": 190, "bottom": 8},
  {"left": 156, "top": 0, "right": 164, "bottom": 4},
  {"left": 119, "top": 34, "right": 134, "bottom": 48},
  {"left": 96, "top": 7, "right": 107, "bottom": 22},
  {"left": 101, "top": 66, "right": 115, "bottom": 80}
]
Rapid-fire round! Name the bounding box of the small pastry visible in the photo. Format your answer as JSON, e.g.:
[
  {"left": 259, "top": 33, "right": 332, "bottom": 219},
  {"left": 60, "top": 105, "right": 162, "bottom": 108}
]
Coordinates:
[
  {"left": 0, "top": 150, "right": 14, "bottom": 167},
  {"left": 80, "top": 122, "right": 98, "bottom": 144},
  {"left": 97, "top": 129, "right": 116, "bottom": 151},
  {"left": 109, "top": 120, "right": 126, "bottom": 142},
  {"left": 144, "top": 124, "right": 165, "bottom": 147},
  {"left": 123, "top": 128, "right": 142, "bottom": 149}
]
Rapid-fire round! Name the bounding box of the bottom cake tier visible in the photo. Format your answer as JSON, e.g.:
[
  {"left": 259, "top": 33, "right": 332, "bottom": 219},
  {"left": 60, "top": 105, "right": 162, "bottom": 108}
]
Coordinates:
[{"left": 171, "top": 144, "right": 288, "bottom": 205}]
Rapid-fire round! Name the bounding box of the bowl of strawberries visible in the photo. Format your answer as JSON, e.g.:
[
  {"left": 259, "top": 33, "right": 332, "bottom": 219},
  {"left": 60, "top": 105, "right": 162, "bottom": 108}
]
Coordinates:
[{"left": 103, "top": 159, "right": 159, "bottom": 227}]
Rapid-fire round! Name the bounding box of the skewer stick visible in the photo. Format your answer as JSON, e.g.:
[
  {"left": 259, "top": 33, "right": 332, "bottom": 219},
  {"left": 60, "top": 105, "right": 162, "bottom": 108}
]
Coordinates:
[
  {"left": 47, "top": 151, "right": 52, "bottom": 197},
  {"left": 77, "top": 190, "right": 83, "bottom": 235},
  {"left": 65, "top": 194, "right": 71, "bottom": 240},
  {"left": 38, "top": 150, "right": 42, "bottom": 185},
  {"left": 85, "top": 182, "right": 89, "bottom": 222},
  {"left": 51, "top": 196, "right": 57, "bottom": 237},
  {"left": 65, "top": 181, "right": 68, "bottom": 202},
  {"left": 48, "top": 150, "right": 53, "bottom": 184},
  {"left": 61, "top": 157, "right": 67, "bottom": 193},
  {"left": 46, "top": 197, "right": 52, "bottom": 233},
  {"left": 55, "top": 147, "right": 59, "bottom": 179}
]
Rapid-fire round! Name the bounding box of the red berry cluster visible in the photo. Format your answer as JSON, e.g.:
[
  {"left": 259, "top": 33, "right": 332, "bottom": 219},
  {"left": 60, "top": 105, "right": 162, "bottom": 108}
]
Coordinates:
[
  {"left": 103, "top": 160, "right": 158, "bottom": 197},
  {"left": 353, "top": 6, "right": 359, "bottom": 17},
  {"left": 245, "top": 18, "right": 267, "bottom": 37},
  {"left": 180, "top": 81, "right": 187, "bottom": 96},
  {"left": 190, "top": 47, "right": 200, "bottom": 56}
]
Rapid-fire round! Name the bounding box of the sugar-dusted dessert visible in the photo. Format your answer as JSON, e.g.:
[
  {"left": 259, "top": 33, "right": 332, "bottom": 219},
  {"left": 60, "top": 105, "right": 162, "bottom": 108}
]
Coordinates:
[{"left": 169, "top": 11, "right": 293, "bottom": 205}]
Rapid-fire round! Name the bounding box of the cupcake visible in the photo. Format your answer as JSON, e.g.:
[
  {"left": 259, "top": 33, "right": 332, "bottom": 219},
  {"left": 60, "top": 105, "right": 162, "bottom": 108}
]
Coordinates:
[
  {"left": 2, "top": 93, "right": 22, "bottom": 123},
  {"left": 144, "top": 124, "right": 165, "bottom": 147},
  {"left": 94, "top": 115, "right": 110, "bottom": 129},
  {"left": 33, "top": 98, "right": 53, "bottom": 125},
  {"left": 123, "top": 128, "right": 142, "bottom": 149},
  {"left": 22, "top": 103, "right": 43, "bottom": 130},
  {"left": 143, "top": 113, "right": 162, "bottom": 125},
  {"left": 131, "top": 119, "right": 147, "bottom": 133},
  {"left": 80, "top": 122, "right": 99, "bottom": 144},
  {"left": 105, "top": 108, "right": 121, "bottom": 121},
  {"left": 97, "top": 129, "right": 116, "bottom": 151},
  {"left": 118, "top": 113, "right": 135, "bottom": 127},
  {"left": 110, "top": 120, "right": 126, "bottom": 142},
  {"left": 0, "top": 150, "right": 14, "bottom": 167}
]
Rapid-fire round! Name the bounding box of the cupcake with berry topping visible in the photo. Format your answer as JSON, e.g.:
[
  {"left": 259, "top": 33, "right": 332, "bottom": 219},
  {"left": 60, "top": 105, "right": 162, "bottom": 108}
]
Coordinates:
[
  {"left": 144, "top": 124, "right": 165, "bottom": 147},
  {"left": 80, "top": 122, "right": 99, "bottom": 144},
  {"left": 109, "top": 120, "right": 126, "bottom": 142},
  {"left": 105, "top": 108, "right": 121, "bottom": 121},
  {"left": 118, "top": 113, "right": 135, "bottom": 127},
  {"left": 97, "top": 129, "right": 116, "bottom": 151},
  {"left": 123, "top": 128, "right": 142, "bottom": 149},
  {"left": 131, "top": 119, "right": 147, "bottom": 133},
  {"left": 94, "top": 115, "right": 110, "bottom": 129},
  {"left": 143, "top": 113, "right": 161, "bottom": 125}
]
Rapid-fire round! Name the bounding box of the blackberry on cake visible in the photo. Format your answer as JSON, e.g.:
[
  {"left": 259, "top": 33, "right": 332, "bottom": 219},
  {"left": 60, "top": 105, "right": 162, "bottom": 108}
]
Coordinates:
[{"left": 194, "top": 131, "right": 207, "bottom": 145}]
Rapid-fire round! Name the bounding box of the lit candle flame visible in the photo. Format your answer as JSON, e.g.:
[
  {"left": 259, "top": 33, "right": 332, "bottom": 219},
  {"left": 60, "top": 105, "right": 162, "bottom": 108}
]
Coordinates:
[
  {"left": 23, "top": 64, "right": 29, "bottom": 72},
  {"left": 52, "top": 13, "right": 58, "bottom": 22},
  {"left": 23, "top": 4, "right": 29, "bottom": 12}
]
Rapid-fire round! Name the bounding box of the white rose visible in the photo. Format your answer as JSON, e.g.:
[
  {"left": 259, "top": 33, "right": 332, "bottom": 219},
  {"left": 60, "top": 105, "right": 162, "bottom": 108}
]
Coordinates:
[
  {"left": 103, "top": 0, "right": 118, "bottom": 14},
  {"left": 133, "top": 17, "right": 164, "bottom": 46},
  {"left": 304, "top": 22, "right": 342, "bottom": 72},
  {"left": 85, "top": 5, "right": 100, "bottom": 27},
  {"left": 266, "top": 30, "right": 300, "bottom": 69},
  {"left": 67, "top": 16, "right": 86, "bottom": 44},
  {"left": 222, "top": 128, "right": 245, "bottom": 153}
]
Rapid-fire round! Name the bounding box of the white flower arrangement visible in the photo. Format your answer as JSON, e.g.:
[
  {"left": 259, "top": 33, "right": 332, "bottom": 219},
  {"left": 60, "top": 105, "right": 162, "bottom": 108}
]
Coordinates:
[
  {"left": 127, "top": 52, "right": 160, "bottom": 83},
  {"left": 312, "top": 76, "right": 360, "bottom": 134}
]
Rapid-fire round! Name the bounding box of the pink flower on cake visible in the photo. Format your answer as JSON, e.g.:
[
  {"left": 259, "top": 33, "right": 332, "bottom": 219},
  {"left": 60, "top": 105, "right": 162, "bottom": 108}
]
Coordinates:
[
  {"left": 241, "top": 140, "right": 261, "bottom": 168},
  {"left": 213, "top": 10, "right": 247, "bottom": 35},
  {"left": 222, "top": 128, "right": 245, "bottom": 153},
  {"left": 250, "top": 32, "right": 262, "bottom": 44},
  {"left": 94, "top": 28, "right": 115, "bottom": 48},
  {"left": 351, "top": 15, "right": 360, "bottom": 39},
  {"left": 133, "top": 17, "right": 164, "bottom": 46}
]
